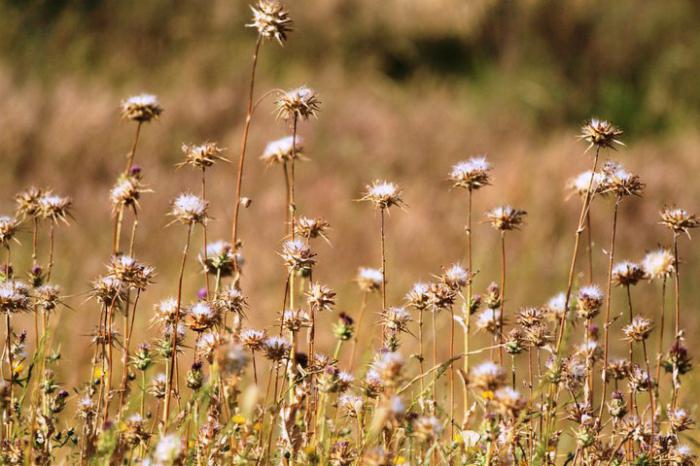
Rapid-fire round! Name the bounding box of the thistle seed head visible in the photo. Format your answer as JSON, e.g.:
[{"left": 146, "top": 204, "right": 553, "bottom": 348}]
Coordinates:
[
  {"left": 601, "top": 161, "right": 644, "bottom": 197},
  {"left": 641, "top": 249, "right": 675, "bottom": 280},
  {"left": 381, "top": 306, "right": 412, "bottom": 333},
  {"left": 260, "top": 136, "right": 304, "bottom": 165},
  {"left": 0, "top": 216, "right": 20, "bottom": 247},
  {"left": 306, "top": 282, "right": 336, "bottom": 312},
  {"left": 180, "top": 142, "right": 226, "bottom": 169},
  {"left": 281, "top": 239, "right": 316, "bottom": 274},
  {"left": 38, "top": 193, "right": 72, "bottom": 224},
  {"left": 576, "top": 285, "right": 604, "bottom": 320},
  {"left": 361, "top": 180, "right": 404, "bottom": 210},
  {"left": 0, "top": 280, "right": 31, "bottom": 313},
  {"left": 405, "top": 282, "right": 431, "bottom": 311},
  {"left": 494, "top": 387, "right": 525, "bottom": 417},
  {"left": 185, "top": 301, "right": 220, "bottom": 333},
  {"left": 110, "top": 176, "right": 147, "bottom": 213},
  {"left": 567, "top": 170, "right": 606, "bottom": 198},
  {"left": 33, "top": 284, "right": 62, "bottom": 313},
  {"left": 295, "top": 216, "right": 330, "bottom": 242},
  {"left": 241, "top": 328, "right": 267, "bottom": 352},
  {"left": 475, "top": 308, "right": 502, "bottom": 334},
  {"left": 107, "top": 255, "right": 154, "bottom": 290},
  {"left": 623, "top": 316, "right": 654, "bottom": 342},
  {"left": 153, "top": 433, "right": 184, "bottom": 464},
  {"left": 611, "top": 261, "right": 646, "bottom": 287},
  {"left": 469, "top": 361, "right": 506, "bottom": 391},
  {"left": 337, "top": 393, "right": 364, "bottom": 418},
  {"left": 413, "top": 416, "right": 444, "bottom": 443},
  {"left": 578, "top": 118, "right": 624, "bottom": 151},
  {"left": 214, "top": 285, "right": 246, "bottom": 316},
  {"left": 91, "top": 275, "right": 125, "bottom": 306},
  {"left": 356, "top": 267, "right": 383, "bottom": 293},
  {"left": 248, "top": 0, "right": 292, "bottom": 45},
  {"left": 441, "top": 263, "right": 469, "bottom": 290},
  {"left": 15, "top": 186, "right": 44, "bottom": 219},
  {"left": 216, "top": 340, "right": 249, "bottom": 376},
  {"left": 263, "top": 336, "right": 292, "bottom": 362},
  {"left": 486, "top": 205, "right": 526, "bottom": 231},
  {"left": 449, "top": 156, "right": 491, "bottom": 190},
  {"left": 660, "top": 207, "right": 699, "bottom": 236},
  {"left": 199, "top": 240, "right": 237, "bottom": 277},
  {"left": 276, "top": 86, "right": 320, "bottom": 121},
  {"left": 120, "top": 94, "right": 163, "bottom": 123},
  {"left": 170, "top": 193, "right": 208, "bottom": 225}
]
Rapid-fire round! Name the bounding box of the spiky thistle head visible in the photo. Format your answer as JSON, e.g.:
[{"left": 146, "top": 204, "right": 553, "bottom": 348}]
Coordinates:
[
  {"left": 199, "top": 240, "right": 237, "bottom": 277},
  {"left": 0, "top": 216, "right": 20, "bottom": 248},
  {"left": 185, "top": 301, "right": 220, "bottom": 333},
  {"left": 449, "top": 156, "right": 491, "bottom": 190},
  {"left": 601, "top": 161, "right": 644, "bottom": 198},
  {"left": 567, "top": 170, "right": 606, "bottom": 198},
  {"left": 275, "top": 86, "right": 320, "bottom": 121},
  {"left": 306, "top": 282, "right": 336, "bottom": 312},
  {"left": 180, "top": 142, "right": 226, "bottom": 169},
  {"left": 0, "top": 280, "right": 31, "bottom": 313},
  {"left": 611, "top": 261, "right": 646, "bottom": 287},
  {"left": 110, "top": 176, "right": 147, "bottom": 213},
  {"left": 107, "top": 255, "right": 154, "bottom": 291},
  {"left": 247, "top": 0, "right": 292, "bottom": 45},
  {"left": 169, "top": 193, "right": 208, "bottom": 225},
  {"left": 623, "top": 316, "right": 654, "bottom": 342},
  {"left": 240, "top": 328, "right": 267, "bottom": 352},
  {"left": 641, "top": 249, "right": 675, "bottom": 280},
  {"left": 475, "top": 308, "right": 502, "bottom": 334},
  {"left": 214, "top": 284, "right": 246, "bottom": 316},
  {"left": 578, "top": 118, "right": 624, "bottom": 151},
  {"left": 34, "top": 284, "right": 62, "bottom": 313},
  {"left": 405, "top": 282, "right": 431, "bottom": 311},
  {"left": 295, "top": 216, "right": 330, "bottom": 242},
  {"left": 441, "top": 263, "right": 469, "bottom": 290},
  {"left": 260, "top": 136, "right": 304, "bottom": 165},
  {"left": 361, "top": 180, "right": 404, "bottom": 210},
  {"left": 469, "top": 361, "right": 506, "bottom": 391},
  {"left": 263, "top": 336, "right": 292, "bottom": 362},
  {"left": 120, "top": 94, "right": 163, "bottom": 123},
  {"left": 660, "top": 207, "right": 699, "bottom": 237},
  {"left": 280, "top": 239, "right": 316, "bottom": 274},
  {"left": 15, "top": 186, "right": 44, "bottom": 219},
  {"left": 576, "top": 285, "right": 604, "bottom": 320},
  {"left": 90, "top": 275, "right": 125, "bottom": 306},
  {"left": 38, "top": 193, "right": 72, "bottom": 224},
  {"left": 486, "top": 205, "right": 526, "bottom": 231}
]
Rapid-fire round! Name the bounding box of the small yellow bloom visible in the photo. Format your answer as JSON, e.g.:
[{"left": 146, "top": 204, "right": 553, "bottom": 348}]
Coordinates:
[
  {"left": 232, "top": 414, "right": 246, "bottom": 425},
  {"left": 253, "top": 422, "right": 263, "bottom": 432},
  {"left": 481, "top": 390, "right": 494, "bottom": 400},
  {"left": 13, "top": 362, "right": 24, "bottom": 375},
  {"left": 393, "top": 456, "right": 407, "bottom": 465}
]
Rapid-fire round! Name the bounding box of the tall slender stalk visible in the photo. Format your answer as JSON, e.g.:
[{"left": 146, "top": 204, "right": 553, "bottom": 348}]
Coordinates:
[
  {"left": 498, "top": 231, "right": 506, "bottom": 365},
  {"left": 231, "top": 36, "right": 263, "bottom": 255},
  {"left": 599, "top": 196, "right": 620, "bottom": 418},
  {"left": 380, "top": 208, "right": 387, "bottom": 347},
  {"left": 164, "top": 223, "right": 193, "bottom": 425},
  {"left": 463, "top": 188, "right": 472, "bottom": 423}
]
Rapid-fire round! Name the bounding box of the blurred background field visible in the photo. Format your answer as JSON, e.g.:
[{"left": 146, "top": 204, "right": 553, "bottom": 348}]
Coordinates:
[{"left": 1, "top": 0, "right": 700, "bottom": 403}]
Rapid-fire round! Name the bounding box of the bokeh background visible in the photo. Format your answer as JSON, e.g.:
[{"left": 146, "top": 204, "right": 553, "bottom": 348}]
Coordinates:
[{"left": 1, "top": 0, "right": 700, "bottom": 411}]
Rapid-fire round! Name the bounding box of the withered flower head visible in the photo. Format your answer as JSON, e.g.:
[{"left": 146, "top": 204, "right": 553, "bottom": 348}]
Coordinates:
[
  {"left": 413, "top": 416, "right": 444, "bottom": 443},
  {"left": 216, "top": 340, "right": 249, "bottom": 376},
  {"left": 578, "top": 118, "right": 624, "bottom": 151},
  {"left": 214, "top": 285, "right": 246, "bottom": 316},
  {"left": 337, "top": 393, "right": 364, "bottom": 418},
  {"left": 576, "top": 285, "right": 603, "bottom": 320},
  {"left": 281, "top": 308, "right": 310, "bottom": 332},
  {"left": 38, "top": 193, "right": 72, "bottom": 224},
  {"left": 600, "top": 161, "right": 644, "bottom": 197},
  {"left": 660, "top": 207, "right": 699, "bottom": 236},
  {"left": 486, "top": 205, "right": 526, "bottom": 231},
  {"left": 329, "top": 440, "right": 357, "bottom": 466},
  {"left": 606, "top": 358, "right": 630, "bottom": 380},
  {"left": 523, "top": 324, "right": 552, "bottom": 349},
  {"left": 185, "top": 301, "right": 221, "bottom": 333},
  {"left": 441, "top": 263, "right": 469, "bottom": 289},
  {"left": 295, "top": 216, "right": 330, "bottom": 242},
  {"left": 356, "top": 267, "right": 383, "bottom": 293},
  {"left": 372, "top": 351, "right": 404, "bottom": 387},
  {"left": 567, "top": 170, "right": 606, "bottom": 198},
  {"left": 469, "top": 361, "right": 506, "bottom": 391},
  {"left": 475, "top": 308, "right": 501, "bottom": 334},
  {"left": 0, "top": 216, "right": 20, "bottom": 247},
  {"left": 263, "top": 336, "right": 292, "bottom": 362},
  {"left": 668, "top": 407, "right": 694, "bottom": 433},
  {"left": 641, "top": 249, "right": 675, "bottom": 280},
  {"left": 427, "top": 281, "right": 457, "bottom": 310},
  {"left": 306, "top": 282, "right": 336, "bottom": 312},
  {"left": 34, "top": 284, "right": 62, "bottom": 313},
  {"left": 449, "top": 156, "right": 491, "bottom": 190},
  {"left": 623, "top": 316, "right": 653, "bottom": 342},
  {"left": 241, "top": 328, "right": 267, "bottom": 352},
  {"left": 544, "top": 292, "right": 567, "bottom": 320},
  {"left": 611, "top": 261, "right": 646, "bottom": 287},
  {"left": 382, "top": 306, "right": 412, "bottom": 334},
  {"left": 247, "top": 0, "right": 292, "bottom": 45},
  {"left": 199, "top": 240, "right": 236, "bottom": 277},
  {"left": 110, "top": 176, "right": 147, "bottom": 213},
  {"left": 275, "top": 86, "right": 320, "bottom": 121},
  {"left": 628, "top": 364, "right": 654, "bottom": 392},
  {"left": 361, "top": 180, "right": 404, "bottom": 210},
  {"left": 405, "top": 282, "right": 431, "bottom": 311},
  {"left": 281, "top": 239, "right": 316, "bottom": 274},
  {"left": 0, "top": 280, "right": 31, "bottom": 313},
  {"left": 120, "top": 94, "right": 162, "bottom": 123},
  {"left": 494, "top": 387, "right": 525, "bottom": 417},
  {"left": 15, "top": 186, "right": 44, "bottom": 219},
  {"left": 107, "top": 255, "right": 154, "bottom": 290},
  {"left": 260, "top": 136, "right": 304, "bottom": 165},
  {"left": 169, "top": 193, "right": 208, "bottom": 225},
  {"left": 180, "top": 142, "right": 226, "bottom": 169},
  {"left": 517, "top": 306, "right": 544, "bottom": 328},
  {"left": 91, "top": 275, "right": 125, "bottom": 306}
]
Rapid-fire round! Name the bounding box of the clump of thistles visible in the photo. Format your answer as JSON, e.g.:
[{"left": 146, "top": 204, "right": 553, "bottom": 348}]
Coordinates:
[
  {"left": 120, "top": 94, "right": 163, "bottom": 123},
  {"left": 449, "top": 156, "right": 491, "bottom": 190},
  {"left": 361, "top": 180, "right": 404, "bottom": 210},
  {"left": 611, "top": 261, "right": 646, "bottom": 287},
  {"left": 578, "top": 118, "right": 624, "bottom": 151},
  {"left": 169, "top": 193, "right": 208, "bottom": 225},
  {"left": 486, "top": 205, "right": 527, "bottom": 231},
  {"left": 275, "top": 86, "right": 320, "bottom": 121},
  {"left": 247, "top": 0, "right": 293, "bottom": 45}
]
